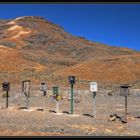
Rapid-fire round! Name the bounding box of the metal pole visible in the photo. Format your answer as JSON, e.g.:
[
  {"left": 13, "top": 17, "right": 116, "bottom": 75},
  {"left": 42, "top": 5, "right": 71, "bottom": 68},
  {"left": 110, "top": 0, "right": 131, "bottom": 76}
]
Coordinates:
[
  {"left": 93, "top": 92, "right": 96, "bottom": 118},
  {"left": 26, "top": 96, "right": 28, "bottom": 109},
  {"left": 26, "top": 93, "right": 29, "bottom": 110},
  {"left": 43, "top": 91, "right": 46, "bottom": 112},
  {"left": 6, "top": 91, "right": 8, "bottom": 108},
  {"left": 71, "top": 84, "right": 74, "bottom": 115},
  {"left": 125, "top": 96, "right": 127, "bottom": 122},
  {"left": 56, "top": 100, "right": 59, "bottom": 114}
]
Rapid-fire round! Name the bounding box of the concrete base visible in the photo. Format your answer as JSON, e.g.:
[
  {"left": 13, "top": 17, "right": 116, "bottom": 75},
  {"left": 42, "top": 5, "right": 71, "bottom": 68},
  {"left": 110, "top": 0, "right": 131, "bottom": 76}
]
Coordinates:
[
  {"left": 21, "top": 108, "right": 34, "bottom": 111},
  {"left": 66, "top": 114, "right": 80, "bottom": 117},
  {"left": 55, "top": 113, "right": 63, "bottom": 115}
]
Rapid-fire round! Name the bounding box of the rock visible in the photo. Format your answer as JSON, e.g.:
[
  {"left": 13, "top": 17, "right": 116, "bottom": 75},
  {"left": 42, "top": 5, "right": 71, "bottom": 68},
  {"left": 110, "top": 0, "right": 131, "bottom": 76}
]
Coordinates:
[
  {"left": 108, "top": 92, "right": 113, "bottom": 96},
  {"left": 109, "top": 113, "right": 121, "bottom": 121},
  {"left": 121, "top": 119, "right": 127, "bottom": 123},
  {"left": 108, "top": 116, "right": 116, "bottom": 121},
  {"left": 109, "top": 113, "right": 118, "bottom": 117},
  {"left": 60, "top": 129, "right": 64, "bottom": 132},
  {"left": 109, "top": 113, "right": 127, "bottom": 123},
  {"left": 120, "top": 117, "right": 127, "bottom": 123}
]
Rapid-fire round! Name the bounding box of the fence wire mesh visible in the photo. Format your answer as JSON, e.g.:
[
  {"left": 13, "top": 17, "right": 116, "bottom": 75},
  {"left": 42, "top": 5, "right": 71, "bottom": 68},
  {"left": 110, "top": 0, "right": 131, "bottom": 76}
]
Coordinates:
[{"left": 0, "top": 82, "right": 140, "bottom": 118}]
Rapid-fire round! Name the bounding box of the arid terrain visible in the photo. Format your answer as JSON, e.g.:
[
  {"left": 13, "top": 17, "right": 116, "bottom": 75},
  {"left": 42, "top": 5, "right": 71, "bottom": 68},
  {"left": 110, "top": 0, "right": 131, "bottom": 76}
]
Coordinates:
[
  {"left": 0, "top": 16, "right": 140, "bottom": 136},
  {"left": 0, "top": 84, "right": 139, "bottom": 136},
  {"left": 0, "top": 16, "right": 140, "bottom": 87}
]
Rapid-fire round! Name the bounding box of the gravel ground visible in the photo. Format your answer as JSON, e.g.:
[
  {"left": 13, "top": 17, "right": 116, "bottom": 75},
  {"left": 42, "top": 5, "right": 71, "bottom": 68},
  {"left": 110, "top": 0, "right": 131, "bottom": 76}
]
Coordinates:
[{"left": 0, "top": 85, "right": 140, "bottom": 136}]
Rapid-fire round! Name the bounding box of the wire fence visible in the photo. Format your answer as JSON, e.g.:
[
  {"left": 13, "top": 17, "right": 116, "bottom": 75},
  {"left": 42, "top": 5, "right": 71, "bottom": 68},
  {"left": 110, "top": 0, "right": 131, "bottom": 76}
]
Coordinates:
[{"left": 0, "top": 82, "right": 140, "bottom": 120}]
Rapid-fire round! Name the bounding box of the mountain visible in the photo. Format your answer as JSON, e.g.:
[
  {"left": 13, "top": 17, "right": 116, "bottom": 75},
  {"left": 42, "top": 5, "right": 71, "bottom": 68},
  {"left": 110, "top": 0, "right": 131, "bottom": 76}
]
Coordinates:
[{"left": 0, "top": 16, "right": 140, "bottom": 87}]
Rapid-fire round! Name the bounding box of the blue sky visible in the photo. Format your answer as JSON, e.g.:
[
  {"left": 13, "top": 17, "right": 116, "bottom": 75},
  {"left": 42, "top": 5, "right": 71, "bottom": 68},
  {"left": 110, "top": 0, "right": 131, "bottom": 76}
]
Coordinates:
[{"left": 0, "top": 4, "right": 140, "bottom": 51}]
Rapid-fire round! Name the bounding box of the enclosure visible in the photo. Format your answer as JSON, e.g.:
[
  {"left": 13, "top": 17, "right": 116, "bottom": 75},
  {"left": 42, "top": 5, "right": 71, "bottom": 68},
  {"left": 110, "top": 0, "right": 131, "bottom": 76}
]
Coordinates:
[{"left": 0, "top": 82, "right": 140, "bottom": 136}]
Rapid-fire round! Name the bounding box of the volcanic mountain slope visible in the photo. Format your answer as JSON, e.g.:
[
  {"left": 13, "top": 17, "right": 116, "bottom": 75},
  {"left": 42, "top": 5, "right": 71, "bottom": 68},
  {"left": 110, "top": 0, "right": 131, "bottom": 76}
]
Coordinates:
[
  {"left": 0, "top": 16, "right": 139, "bottom": 84},
  {"left": 0, "top": 44, "right": 46, "bottom": 81},
  {"left": 54, "top": 54, "right": 140, "bottom": 84}
]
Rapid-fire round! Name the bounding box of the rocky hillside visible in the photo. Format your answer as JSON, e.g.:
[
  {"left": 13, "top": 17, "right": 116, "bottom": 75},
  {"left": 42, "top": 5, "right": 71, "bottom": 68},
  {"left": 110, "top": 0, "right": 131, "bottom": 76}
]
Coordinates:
[{"left": 0, "top": 16, "right": 139, "bottom": 86}]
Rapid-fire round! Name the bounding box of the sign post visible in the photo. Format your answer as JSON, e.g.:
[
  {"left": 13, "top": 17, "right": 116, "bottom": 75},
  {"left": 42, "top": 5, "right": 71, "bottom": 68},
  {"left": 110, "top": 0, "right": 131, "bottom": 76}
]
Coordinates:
[
  {"left": 68, "top": 76, "right": 75, "bottom": 115},
  {"left": 2, "top": 82, "right": 10, "bottom": 108},
  {"left": 40, "top": 82, "right": 47, "bottom": 112},
  {"left": 52, "top": 86, "right": 60, "bottom": 114},
  {"left": 120, "top": 84, "right": 131, "bottom": 123},
  {"left": 22, "top": 80, "right": 31, "bottom": 110},
  {"left": 90, "top": 82, "right": 97, "bottom": 118}
]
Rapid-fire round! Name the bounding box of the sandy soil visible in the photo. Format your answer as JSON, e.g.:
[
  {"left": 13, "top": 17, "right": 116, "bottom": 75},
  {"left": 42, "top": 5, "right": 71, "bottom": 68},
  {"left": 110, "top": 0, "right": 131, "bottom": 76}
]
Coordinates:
[{"left": 0, "top": 85, "right": 140, "bottom": 136}]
